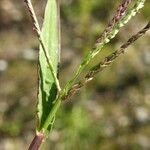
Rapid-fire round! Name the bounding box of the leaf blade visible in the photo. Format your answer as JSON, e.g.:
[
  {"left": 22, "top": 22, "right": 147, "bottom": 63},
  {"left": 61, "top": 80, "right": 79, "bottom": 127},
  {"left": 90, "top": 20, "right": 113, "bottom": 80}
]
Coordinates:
[{"left": 37, "top": 0, "right": 60, "bottom": 132}]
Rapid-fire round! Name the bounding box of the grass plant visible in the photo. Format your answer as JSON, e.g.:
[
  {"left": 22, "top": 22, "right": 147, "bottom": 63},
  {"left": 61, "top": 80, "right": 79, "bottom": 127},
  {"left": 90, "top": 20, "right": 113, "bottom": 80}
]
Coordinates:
[{"left": 24, "top": 0, "right": 149, "bottom": 149}]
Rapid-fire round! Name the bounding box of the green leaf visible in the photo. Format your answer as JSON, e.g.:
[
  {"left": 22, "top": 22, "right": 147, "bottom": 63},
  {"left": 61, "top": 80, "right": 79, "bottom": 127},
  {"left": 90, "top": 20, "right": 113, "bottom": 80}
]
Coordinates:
[{"left": 37, "top": 0, "right": 60, "bottom": 133}]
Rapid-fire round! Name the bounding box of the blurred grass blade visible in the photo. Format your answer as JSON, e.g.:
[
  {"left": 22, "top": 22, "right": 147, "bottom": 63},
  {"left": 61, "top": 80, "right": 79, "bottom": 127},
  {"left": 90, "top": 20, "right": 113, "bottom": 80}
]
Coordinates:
[{"left": 37, "top": 0, "right": 60, "bottom": 133}]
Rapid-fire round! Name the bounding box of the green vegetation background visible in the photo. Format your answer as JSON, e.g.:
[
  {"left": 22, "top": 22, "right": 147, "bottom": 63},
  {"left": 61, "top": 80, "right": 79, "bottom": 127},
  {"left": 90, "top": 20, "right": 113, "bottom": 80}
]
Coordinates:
[{"left": 0, "top": 0, "right": 149, "bottom": 149}]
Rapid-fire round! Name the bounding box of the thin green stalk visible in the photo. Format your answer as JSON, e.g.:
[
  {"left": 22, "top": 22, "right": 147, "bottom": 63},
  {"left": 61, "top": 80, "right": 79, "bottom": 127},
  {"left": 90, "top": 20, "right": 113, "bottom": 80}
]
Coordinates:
[
  {"left": 41, "top": 98, "right": 61, "bottom": 132},
  {"left": 63, "top": 0, "right": 146, "bottom": 95},
  {"left": 24, "top": 0, "right": 61, "bottom": 92}
]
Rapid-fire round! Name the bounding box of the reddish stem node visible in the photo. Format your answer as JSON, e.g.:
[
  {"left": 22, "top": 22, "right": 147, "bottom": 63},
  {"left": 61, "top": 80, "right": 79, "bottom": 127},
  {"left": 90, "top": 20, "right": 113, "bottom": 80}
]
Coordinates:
[{"left": 28, "top": 132, "right": 45, "bottom": 150}]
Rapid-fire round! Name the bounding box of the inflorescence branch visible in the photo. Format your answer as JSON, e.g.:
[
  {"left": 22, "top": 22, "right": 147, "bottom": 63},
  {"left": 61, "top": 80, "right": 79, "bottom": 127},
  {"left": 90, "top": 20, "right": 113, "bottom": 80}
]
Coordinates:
[
  {"left": 63, "top": 0, "right": 146, "bottom": 95},
  {"left": 62, "top": 22, "right": 150, "bottom": 100},
  {"left": 24, "top": 0, "right": 61, "bottom": 92},
  {"left": 97, "top": 0, "right": 132, "bottom": 43}
]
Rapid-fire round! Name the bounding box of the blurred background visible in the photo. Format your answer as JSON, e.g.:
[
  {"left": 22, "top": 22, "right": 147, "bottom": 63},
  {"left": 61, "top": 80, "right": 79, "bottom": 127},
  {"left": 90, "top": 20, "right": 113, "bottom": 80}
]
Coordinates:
[{"left": 0, "top": 0, "right": 150, "bottom": 149}]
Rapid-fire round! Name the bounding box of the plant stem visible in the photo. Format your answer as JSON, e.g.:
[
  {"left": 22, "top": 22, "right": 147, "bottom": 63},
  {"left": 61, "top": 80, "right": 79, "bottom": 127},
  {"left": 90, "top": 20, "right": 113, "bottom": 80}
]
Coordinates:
[
  {"left": 28, "top": 96, "right": 61, "bottom": 149},
  {"left": 42, "top": 98, "right": 61, "bottom": 131},
  {"left": 24, "top": 0, "right": 61, "bottom": 92},
  {"left": 28, "top": 132, "right": 44, "bottom": 150}
]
